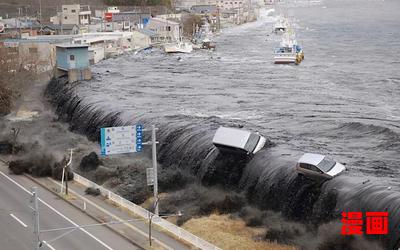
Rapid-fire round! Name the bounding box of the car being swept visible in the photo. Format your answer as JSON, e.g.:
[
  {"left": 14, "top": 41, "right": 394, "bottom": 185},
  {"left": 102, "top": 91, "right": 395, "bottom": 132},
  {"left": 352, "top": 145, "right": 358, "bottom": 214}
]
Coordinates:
[
  {"left": 212, "top": 126, "right": 267, "bottom": 154},
  {"left": 296, "top": 153, "right": 346, "bottom": 180}
]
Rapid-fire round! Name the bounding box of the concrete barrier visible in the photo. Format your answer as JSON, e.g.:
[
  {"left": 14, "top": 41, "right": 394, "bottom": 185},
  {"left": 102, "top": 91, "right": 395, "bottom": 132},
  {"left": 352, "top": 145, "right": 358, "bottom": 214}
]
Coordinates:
[{"left": 73, "top": 173, "right": 221, "bottom": 250}]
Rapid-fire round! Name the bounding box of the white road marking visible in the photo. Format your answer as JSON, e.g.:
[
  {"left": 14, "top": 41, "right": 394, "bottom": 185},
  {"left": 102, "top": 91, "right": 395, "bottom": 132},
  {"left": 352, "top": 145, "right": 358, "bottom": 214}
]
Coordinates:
[
  {"left": 42, "top": 240, "right": 56, "bottom": 250},
  {"left": 0, "top": 171, "right": 113, "bottom": 250},
  {"left": 48, "top": 178, "right": 174, "bottom": 250},
  {"left": 10, "top": 213, "right": 28, "bottom": 228}
]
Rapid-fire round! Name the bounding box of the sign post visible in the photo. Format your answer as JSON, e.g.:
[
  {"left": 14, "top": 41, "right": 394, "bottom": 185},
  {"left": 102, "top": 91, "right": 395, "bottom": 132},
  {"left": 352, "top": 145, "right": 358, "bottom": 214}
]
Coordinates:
[{"left": 100, "top": 124, "right": 159, "bottom": 216}]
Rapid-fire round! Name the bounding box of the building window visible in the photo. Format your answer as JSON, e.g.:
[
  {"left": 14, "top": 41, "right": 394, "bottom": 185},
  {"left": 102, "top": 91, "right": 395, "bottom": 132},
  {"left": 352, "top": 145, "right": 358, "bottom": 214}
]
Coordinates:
[
  {"left": 64, "top": 16, "right": 68, "bottom": 19},
  {"left": 166, "top": 26, "right": 171, "bottom": 31},
  {"left": 7, "top": 47, "right": 18, "bottom": 55},
  {"left": 72, "top": 9, "right": 76, "bottom": 13},
  {"left": 63, "top": 8, "right": 67, "bottom": 11},
  {"left": 29, "top": 47, "right": 38, "bottom": 54},
  {"left": 70, "top": 55, "right": 75, "bottom": 60}
]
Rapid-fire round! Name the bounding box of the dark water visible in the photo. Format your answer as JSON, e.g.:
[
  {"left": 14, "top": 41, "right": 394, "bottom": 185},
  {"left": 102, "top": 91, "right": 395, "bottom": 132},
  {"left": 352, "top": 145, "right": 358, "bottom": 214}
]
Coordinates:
[
  {"left": 82, "top": 0, "right": 400, "bottom": 181},
  {"left": 48, "top": 0, "right": 400, "bottom": 248}
]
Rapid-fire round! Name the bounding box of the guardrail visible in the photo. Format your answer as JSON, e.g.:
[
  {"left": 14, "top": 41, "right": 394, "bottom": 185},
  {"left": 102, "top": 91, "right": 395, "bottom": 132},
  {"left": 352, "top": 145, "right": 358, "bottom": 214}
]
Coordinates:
[{"left": 73, "top": 173, "right": 221, "bottom": 250}]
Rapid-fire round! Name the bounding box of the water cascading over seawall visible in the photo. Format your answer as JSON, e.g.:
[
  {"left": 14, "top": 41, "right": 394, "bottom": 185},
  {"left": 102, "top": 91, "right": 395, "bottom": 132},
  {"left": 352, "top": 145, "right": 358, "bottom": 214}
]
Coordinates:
[{"left": 46, "top": 77, "right": 400, "bottom": 249}]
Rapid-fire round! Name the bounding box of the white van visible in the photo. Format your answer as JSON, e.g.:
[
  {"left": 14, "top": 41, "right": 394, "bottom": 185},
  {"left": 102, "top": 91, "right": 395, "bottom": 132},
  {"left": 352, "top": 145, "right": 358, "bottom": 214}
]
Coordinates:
[{"left": 212, "top": 126, "right": 267, "bottom": 154}]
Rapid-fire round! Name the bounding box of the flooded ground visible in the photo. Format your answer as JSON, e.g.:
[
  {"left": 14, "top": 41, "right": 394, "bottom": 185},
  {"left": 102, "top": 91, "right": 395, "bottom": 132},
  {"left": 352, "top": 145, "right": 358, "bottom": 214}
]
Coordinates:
[{"left": 78, "top": 0, "right": 400, "bottom": 184}]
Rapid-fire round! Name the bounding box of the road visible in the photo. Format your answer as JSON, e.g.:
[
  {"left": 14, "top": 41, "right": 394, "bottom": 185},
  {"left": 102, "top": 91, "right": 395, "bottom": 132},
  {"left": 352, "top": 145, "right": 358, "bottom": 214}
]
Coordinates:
[{"left": 0, "top": 169, "right": 142, "bottom": 250}]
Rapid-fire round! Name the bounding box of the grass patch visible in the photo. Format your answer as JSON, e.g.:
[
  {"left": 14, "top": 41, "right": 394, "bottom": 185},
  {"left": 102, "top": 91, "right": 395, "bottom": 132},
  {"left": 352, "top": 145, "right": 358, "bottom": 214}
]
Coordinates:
[{"left": 182, "top": 214, "right": 297, "bottom": 250}]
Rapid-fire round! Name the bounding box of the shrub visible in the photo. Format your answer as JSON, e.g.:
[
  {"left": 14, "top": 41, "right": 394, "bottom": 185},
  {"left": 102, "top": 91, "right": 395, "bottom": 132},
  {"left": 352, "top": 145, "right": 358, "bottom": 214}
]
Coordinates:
[
  {"left": 79, "top": 152, "right": 101, "bottom": 171},
  {"left": 8, "top": 160, "right": 30, "bottom": 175}
]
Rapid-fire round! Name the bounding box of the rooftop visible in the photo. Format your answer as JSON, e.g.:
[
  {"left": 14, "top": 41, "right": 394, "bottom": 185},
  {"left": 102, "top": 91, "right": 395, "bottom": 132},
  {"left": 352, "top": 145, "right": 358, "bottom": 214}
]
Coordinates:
[
  {"left": 135, "top": 29, "right": 157, "bottom": 37},
  {"left": 56, "top": 44, "right": 89, "bottom": 48},
  {"left": 150, "top": 17, "right": 180, "bottom": 25}
]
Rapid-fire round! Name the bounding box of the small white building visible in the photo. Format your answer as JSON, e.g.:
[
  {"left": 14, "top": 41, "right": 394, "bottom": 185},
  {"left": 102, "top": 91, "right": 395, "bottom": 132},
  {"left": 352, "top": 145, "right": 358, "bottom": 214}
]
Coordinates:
[
  {"left": 145, "top": 18, "right": 180, "bottom": 42},
  {"left": 88, "top": 47, "right": 105, "bottom": 64}
]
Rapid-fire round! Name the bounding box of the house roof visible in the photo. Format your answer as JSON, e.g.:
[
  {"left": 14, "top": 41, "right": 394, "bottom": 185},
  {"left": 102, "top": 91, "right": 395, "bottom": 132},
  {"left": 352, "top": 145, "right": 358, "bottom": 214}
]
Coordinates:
[
  {"left": 135, "top": 29, "right": 157, "bottom": 37},
  {"left": 41, "top": 24, "right": 79, "bottom": 31},
  {"left": 150, "top": 17, "right": 179, "bottom": 25},
  {"left": 56, "top": 44, "right": 89, "bottom": 48},
  {"left": 190, "top": 5, "right": 217, "bottom": 14}
]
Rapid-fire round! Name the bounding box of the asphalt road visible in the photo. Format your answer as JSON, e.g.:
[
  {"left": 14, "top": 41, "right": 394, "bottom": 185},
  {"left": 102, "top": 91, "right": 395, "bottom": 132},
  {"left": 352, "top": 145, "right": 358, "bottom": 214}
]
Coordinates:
[{"left": 0, "top": 170, "right": 142, "bottom": 250}]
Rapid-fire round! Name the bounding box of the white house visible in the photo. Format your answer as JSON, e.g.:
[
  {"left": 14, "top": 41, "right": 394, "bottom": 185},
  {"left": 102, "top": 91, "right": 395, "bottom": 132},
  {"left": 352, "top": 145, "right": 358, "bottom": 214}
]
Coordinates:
[{"left": 145, "top": 18, "right": 180, "bottom": 42}]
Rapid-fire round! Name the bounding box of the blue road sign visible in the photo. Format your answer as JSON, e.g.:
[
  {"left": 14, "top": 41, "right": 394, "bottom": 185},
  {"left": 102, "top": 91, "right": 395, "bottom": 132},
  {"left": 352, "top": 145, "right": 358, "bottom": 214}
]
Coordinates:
[{"left": 100, "top": 124, "right": 143, "bottom": 156}]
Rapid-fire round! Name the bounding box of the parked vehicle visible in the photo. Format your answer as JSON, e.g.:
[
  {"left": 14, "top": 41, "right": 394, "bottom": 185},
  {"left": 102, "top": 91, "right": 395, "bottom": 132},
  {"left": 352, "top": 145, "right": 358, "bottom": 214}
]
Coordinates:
[
  {"left": 296, "top": 153, "right": 346, "bottom": 180},
  {"left": 212, "top": 126, "right": 267, "bottom": 154}
]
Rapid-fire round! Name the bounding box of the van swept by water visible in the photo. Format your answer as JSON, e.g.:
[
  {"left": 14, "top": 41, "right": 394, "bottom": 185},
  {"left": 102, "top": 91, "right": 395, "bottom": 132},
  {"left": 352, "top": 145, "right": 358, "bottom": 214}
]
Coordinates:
[
  {"left": 212, "top": 126, "right": 267, "bottom": 154},
  {"left": 296, "top": 153, "right": 346, "bottom": 180}
]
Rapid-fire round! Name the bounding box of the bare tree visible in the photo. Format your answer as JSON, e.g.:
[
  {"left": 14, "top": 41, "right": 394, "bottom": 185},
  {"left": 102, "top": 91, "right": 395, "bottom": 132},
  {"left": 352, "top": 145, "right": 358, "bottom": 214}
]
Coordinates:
[
  {"left": 182, "top": 14, "right": 203, "bottom": 37},
  {"left": 0, "top": 47, "right": 37, "bottom": 116}
]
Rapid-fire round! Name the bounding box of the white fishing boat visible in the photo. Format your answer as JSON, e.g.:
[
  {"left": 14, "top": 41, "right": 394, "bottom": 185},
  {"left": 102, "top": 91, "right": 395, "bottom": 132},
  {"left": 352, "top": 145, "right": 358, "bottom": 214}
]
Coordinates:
[
  {"left": 273, "top": 32, "right": 304, "bottom": 64},
  {"left": 164, "top": 42, "right": 193, "bottom": 53}
]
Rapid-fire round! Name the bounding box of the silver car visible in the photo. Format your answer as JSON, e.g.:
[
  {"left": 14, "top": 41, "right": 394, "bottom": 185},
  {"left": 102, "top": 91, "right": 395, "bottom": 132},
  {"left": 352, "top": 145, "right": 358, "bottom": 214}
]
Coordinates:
[
  {"left": 296, "top": 153, "right": 346, "bottom": 180},
  {"left": 212, "top": 126, "right": 267, "bottom": 154}
]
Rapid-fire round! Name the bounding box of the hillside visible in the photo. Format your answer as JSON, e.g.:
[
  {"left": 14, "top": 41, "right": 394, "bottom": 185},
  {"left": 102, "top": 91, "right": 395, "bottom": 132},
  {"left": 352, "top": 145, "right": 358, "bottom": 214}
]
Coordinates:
[
  {"left": 0, "top": 0, "right": 106, "bottom": 20},
  {"left": 0, "top": 0, "right": 171, "bottom": 20}
]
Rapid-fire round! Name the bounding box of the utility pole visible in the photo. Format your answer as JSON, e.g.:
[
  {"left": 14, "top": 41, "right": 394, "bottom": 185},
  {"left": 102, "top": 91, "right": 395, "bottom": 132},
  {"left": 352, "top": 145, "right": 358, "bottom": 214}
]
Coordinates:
[
  {"left": 31, "top": 187, "right": 40, "bottom": 250},
  {"left": 39, "top": 0, "right": 42, "bottom": 34},
  {"left": 61, "top": 149, "right": 74, "bottom": 196},
  {"left": 17, "top": 7, "right": 22, "bottom": 38},
  {"left": 151, "top": 125, "right": 159, "bottom": 216}
]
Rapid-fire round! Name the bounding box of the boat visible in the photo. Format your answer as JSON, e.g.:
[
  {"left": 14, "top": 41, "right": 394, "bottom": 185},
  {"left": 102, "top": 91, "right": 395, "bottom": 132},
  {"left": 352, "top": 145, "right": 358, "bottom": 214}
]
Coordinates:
[
  {"left": 164, "top": 42, "right": 193, "bottom": 53},
  {"left": 201, "top": 38, "right": 216, "bottom": 50},
  {"left": 273, "top": 16, "right": 288, "bottom": 34},
  {"left": 192, "top": 22, "right": 216, "bottom": 50},
  {"left": 273, "top": 32, "right": 304, "bottom": 64}
]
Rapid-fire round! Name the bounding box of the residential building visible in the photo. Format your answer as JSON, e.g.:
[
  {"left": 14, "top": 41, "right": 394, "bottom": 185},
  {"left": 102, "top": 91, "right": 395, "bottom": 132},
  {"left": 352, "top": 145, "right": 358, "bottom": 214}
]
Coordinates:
[
  {"left": 0, "top": 39, "right": 57, "bottom": 73},
  {"left": 145, "top": 18, "right": 180, "bottom": 42},
  {"left": 56, "top": 44, "right": 91, "bottom": 82},
  {"left": 53, "top": 4, "right": 92, "bottom": 26},
  {"left": 40, "top": 24, "right": 80, "bottom": 35},
  {"left": 108, "top": 12, "right": 152, "bottom": 30},
  {"left": 132, "top": 29, "right": 157, "bottom": 49},
  {"left": 79, "top": 5, "right": 92, "bottom": 25},
  {"left": 216, "top": 0, "right": 251, "bottom": 10},
  {"left": 60, "top": 4, "right": 80, "bottom": 25}
]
